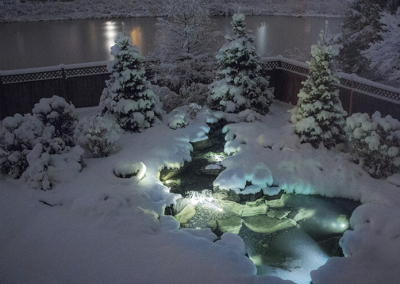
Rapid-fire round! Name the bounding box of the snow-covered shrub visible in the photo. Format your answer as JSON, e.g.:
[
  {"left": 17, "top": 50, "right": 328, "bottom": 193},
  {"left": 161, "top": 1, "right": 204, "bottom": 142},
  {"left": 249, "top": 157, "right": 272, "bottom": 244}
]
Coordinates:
[
  {"left": 181, "top": 83, "right": 210, "bottom": 106},
  {"left": 32, "top": 95, "right": 77, "bottom": 146},
  {"left": 100, "top": 32, "right": 162, "bottom": 132},
  {"left": 187, "top": 103, "right": 202, "bottom": 119},
  {"left": 0, "top": 114, "right": 44, "bottom": 178},
  {"left": 290, "top": 27, "right": 347, "bottom": 149},
  {"left": 74, "top": 115, "right": 122, "bottom": 158},
  {"left": 152, "top": 84, "right": 183, "bottom": 114},
  {"left": 345, "top": 111, "right": 400, "bottom": 178},
  {"left": 23, "top": 139, "right": 84, "bottom": 190},
  {"left": 208, "top": 13, "right": 274, "bottom": 115},
  {"left": 0, "top": 97, "right": 84, "bottom": 189},
  {"left": 167, "top": 103, "right": 202, "bottom": 129},
  {"left": 237, "top": 109, "right": 262, "bottom": 122}
]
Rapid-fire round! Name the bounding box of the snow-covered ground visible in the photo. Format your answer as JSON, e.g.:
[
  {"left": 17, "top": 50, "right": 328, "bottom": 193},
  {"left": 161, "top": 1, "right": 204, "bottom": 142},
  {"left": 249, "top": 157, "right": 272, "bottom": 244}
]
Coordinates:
[
  {"left": 0, "top": 0, "right": 347, "bottom": 22},
  {"left": 1, "top": 100, "right": 400, "bottom": 283}
]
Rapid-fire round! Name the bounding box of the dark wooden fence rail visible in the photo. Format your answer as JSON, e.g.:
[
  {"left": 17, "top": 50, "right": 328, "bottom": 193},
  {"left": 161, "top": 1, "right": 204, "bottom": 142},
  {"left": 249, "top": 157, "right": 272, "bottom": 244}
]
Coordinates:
[{"left": 1, "top": 57, "right": 400, "bottom": 120}]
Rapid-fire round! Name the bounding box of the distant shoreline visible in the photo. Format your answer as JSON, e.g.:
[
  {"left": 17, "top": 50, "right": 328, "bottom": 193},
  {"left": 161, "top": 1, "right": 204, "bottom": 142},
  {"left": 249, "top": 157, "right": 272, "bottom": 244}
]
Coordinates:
[{"left": 0, "top": 0, "right": 346, "bottom": 23}]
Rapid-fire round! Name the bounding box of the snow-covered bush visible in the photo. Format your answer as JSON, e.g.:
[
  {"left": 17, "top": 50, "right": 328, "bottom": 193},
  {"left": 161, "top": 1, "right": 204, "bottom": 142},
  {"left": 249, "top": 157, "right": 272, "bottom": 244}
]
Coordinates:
[
  {"left": 208, "top": 13, "right": 274, "bottom": 115},
  {"left": 181, "top": 83, "right": 210, "bottom": 106},
  {"left": 167, "top": 103, "right": 202, "bottom": 129},
  {"left": 237, "top": 109, "right": 262, "bottom": 122},
  {"left": 362, "top": 8, "right": 400, "bottom": 82},
  {"left": 0, "top": 96, "right": 84, "bottom": 189},
  {"left": 345, "top": 111, "right": 400, "bottom": 178},
  {"left": 0, "top": 114, "right": 43, "bottom": 178},
  {"left": 290, "top": 27, "right": 347, "bottom": 149},
  {"left": 149, "top": 0, "right": 222, "bottom": 89},
  {"left": 152, "top": 84, "right": 183, "bottom": 113},
  {"left": 100, "top": 32, "right": 162, "bottom": 132},
  {"left": 32, "top": 95, "right": 77, "bottom": 146},
  {"left": 23, "top": 139, "right": 84, "bottom": 191},
  {"left": 74, "top": 115, "right": 122, "bottom": 158}
]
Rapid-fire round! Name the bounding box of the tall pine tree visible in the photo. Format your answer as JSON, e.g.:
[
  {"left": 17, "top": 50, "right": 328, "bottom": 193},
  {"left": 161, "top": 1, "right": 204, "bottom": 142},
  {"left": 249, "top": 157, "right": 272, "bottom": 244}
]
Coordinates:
[
  {"left": 291, "top": 27, "right": 347, "bottom": 149},
  {"left": 208, "top": 13, "right": 274, "bottom": 115},
  {"left": 100, "top": 32, "right": 162, "bottom": 132},
  {"left": 363, "top": 8, "right": 400, "bottom": 82},
  {"left": 339, "top": 0, "right": 400, "bottom": 75}
]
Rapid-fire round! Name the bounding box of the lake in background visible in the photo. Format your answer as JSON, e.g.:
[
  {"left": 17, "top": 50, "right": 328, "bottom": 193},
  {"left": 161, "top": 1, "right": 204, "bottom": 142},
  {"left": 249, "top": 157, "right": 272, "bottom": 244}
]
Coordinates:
[{"left": 0, "top": 16, "right": 342, "bottom": 71}]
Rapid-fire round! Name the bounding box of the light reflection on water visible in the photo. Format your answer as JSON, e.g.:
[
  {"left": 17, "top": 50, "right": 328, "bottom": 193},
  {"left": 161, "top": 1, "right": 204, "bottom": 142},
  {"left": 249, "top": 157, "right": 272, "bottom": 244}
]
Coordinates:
[
  {"left": 0, "top": 16, "right": 342, "bottom": 70},
  {"left": 256, "top": 22, "right": 267, "bottom": 57}
]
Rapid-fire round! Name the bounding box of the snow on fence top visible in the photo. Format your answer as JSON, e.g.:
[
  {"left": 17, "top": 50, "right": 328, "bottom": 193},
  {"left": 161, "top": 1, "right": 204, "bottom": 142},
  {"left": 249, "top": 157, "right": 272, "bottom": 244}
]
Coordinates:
[
  {"left": 0, "top": 61, "right": 109, "bottom": 83},
  {"left": 1, "top": 57, "right": 400, "bottom": 104},
  {"left": 263, "top": 55, "right": 400, "bottom": 105}
]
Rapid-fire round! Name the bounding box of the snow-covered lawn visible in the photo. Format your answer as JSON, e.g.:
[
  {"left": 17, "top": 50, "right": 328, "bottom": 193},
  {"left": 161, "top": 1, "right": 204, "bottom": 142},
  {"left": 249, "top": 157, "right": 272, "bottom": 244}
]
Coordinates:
[{"left": 1, "top": 100, "right": 400, "bottom": 284}]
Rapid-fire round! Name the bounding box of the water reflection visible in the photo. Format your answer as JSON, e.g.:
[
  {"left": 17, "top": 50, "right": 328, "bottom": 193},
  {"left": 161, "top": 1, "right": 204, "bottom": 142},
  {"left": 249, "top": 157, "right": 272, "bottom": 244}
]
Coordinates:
[
  {"left": 104, "top": 21, "right": 119, "bottom": 58},
  {"left": 130, "top": 27, "right": 144, "bottom": 52},
  {"left": 256, "top": 22, "right": 267, "bottom": 57}
]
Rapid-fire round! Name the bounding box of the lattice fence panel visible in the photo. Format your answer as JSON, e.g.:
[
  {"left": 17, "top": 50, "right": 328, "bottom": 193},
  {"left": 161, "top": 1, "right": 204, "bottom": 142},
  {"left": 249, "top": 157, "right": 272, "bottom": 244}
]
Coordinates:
[
  {"left": 279, "top": 62, "right": 309, "bottom": 75},
  {"left": 1, "top": 70, "right": 63, "bottom": 84},
  {"left": 354, "top": 81, "right": 400, "bottom": 102},
  {"left": 263, "top": 61, "right": 281, "bottom": 70},
  {"left": 339, "top": 78, "right": 353, "bottom": 89},
  {"left": 64, "top": 65, "right": 109, "bottom": 78}
]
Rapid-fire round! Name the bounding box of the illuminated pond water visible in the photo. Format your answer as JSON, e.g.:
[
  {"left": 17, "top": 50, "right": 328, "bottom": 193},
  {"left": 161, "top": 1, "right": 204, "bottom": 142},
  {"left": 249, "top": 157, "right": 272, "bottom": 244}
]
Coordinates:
[{"left": 160, "top": 122, "right": 360, "bottom": 283}]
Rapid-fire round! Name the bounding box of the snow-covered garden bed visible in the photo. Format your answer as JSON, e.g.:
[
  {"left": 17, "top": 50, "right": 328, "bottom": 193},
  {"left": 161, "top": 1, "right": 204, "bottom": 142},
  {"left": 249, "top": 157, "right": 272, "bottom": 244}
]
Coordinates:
[{"left": 1, "top": 100, "right": 400, "bottom": 284}]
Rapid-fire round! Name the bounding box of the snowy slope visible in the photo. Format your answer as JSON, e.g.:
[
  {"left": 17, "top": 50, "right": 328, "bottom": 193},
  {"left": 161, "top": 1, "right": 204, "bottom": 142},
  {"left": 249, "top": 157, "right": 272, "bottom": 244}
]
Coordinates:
[{"left": 0, "top": 106, "right": 291, "bottom": 284}]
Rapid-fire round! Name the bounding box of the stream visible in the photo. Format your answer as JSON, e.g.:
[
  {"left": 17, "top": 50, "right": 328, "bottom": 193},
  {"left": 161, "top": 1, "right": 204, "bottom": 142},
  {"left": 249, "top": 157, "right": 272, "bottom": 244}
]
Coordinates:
[{"left": 160, "top": 122, "right": 360, "bottom": 283}]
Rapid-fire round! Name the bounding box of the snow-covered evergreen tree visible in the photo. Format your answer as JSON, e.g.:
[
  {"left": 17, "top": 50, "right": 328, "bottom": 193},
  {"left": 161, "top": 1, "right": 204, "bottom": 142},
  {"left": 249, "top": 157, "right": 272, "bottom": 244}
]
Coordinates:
[
  {"left": 149, "top": 0, "right": 222, "bottom": 90},
  {"left": 291, "top": 27, "right": 347, "bottom": 149},
  {"left": 208, "top": 13, "right": 274, "bottom": 115},
  {"left": 100, "top": 32, "right": 162, "bottom": 132},
  {"left": 338, "top": 0, "right": 400, "bottom": 75},
  {"left": 362, "top": 9, "right": 400, "bottom": 82}
]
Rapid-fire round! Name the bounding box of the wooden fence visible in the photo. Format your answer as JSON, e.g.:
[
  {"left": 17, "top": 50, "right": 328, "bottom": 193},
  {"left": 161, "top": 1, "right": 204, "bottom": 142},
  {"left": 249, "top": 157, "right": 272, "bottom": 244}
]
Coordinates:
[
  {"left": 262, "top": 56, "right": 400, "bottom": 120},
  {"left": 1, "top": 57, "right": 400, "bottom": 120}
]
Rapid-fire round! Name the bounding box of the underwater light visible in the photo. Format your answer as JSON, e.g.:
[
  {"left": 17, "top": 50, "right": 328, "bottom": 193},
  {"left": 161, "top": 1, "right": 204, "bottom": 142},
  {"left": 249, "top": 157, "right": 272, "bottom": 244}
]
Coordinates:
[
  {"left": 249, "top": 255, "right": 262, "bottom": 266},
  {"left": 165, "top": 180, "right": 172, "bottom": 184},
  {"left": 187, "top": 190, "right": 223, "bottom": 212},
  {"left": 206, "top": 152, "right": 226, "bottom": 162}
]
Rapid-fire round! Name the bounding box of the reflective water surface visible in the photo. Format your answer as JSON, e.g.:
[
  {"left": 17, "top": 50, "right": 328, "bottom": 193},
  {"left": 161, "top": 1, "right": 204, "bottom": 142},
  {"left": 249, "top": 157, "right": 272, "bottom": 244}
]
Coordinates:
[{"left": 0, "top": 16, "right": 342, "bottom": 70}]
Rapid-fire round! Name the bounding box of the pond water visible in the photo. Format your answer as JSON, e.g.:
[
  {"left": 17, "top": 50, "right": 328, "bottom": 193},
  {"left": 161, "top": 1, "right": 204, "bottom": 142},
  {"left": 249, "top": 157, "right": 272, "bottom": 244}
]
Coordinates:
[
  {"left": 0, "top": 16, "right": 343, "bottom": 70},
  {"left": 160, "top": 122, "right": 360, "bottom": 284}
]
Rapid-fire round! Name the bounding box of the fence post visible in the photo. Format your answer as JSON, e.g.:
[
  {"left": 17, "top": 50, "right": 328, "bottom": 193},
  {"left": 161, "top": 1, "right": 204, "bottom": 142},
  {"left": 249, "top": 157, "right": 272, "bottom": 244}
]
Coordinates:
[
  {"left": 60, "top": 65, "right": 70, "bottom": 103},
  {"left": 0, "top": 72, "right": 6, "bottom": 120},
  {"left": 348, "top": 74, "right": 355, "bottom": 116}
]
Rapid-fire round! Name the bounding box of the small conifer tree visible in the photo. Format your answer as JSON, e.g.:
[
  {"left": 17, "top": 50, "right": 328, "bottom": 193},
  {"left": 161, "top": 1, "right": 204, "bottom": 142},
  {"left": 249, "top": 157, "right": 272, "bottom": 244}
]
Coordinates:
[
  {"left": 100, "top": 32, "right": 162, "bottom": 132},
  {"left": 208, "top": 13, "right": 274, "bottom": 115},
  {"left": 291, "top": 27, "right": 347, "bottom": 149}
]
